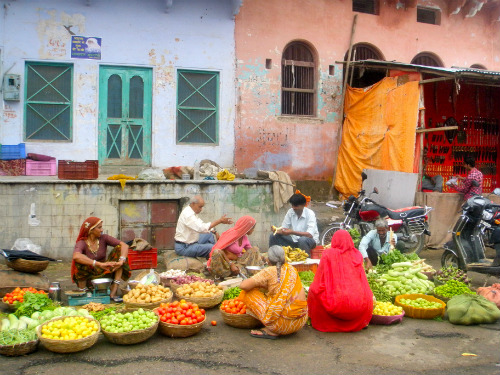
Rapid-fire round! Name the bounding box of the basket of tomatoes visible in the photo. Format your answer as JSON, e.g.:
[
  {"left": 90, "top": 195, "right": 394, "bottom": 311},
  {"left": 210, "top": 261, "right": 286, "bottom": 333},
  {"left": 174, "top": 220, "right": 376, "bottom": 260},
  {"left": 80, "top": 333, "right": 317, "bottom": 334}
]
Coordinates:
[
  {"left": 154, "top": 300, "right": 206, "bottom": 338},
  {"left": 2, "top": 287, "right": 46, "bottom": 311},
  {"left": 220, "top": 298, "right": 261, "bottom": 329}
]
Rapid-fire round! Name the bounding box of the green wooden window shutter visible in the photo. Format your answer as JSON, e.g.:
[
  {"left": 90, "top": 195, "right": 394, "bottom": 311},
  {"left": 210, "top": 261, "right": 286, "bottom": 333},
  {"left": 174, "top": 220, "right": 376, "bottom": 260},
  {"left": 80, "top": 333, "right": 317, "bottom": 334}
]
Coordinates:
[
  {"left": 177, "top": 70, "right": 219, "bottom": 144},
  {"left": 24, "top": 62, "right": 73, "bottom": 141}
]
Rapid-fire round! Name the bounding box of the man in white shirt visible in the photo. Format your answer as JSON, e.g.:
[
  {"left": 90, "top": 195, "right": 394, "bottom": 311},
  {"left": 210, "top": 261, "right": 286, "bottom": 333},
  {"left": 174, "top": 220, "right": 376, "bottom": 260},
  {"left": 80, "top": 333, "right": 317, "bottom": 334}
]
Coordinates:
[
  {"left": 174, "top": 195, "right": 233, "bottom": 258},
  {"left": 269, "top": 193, "right": 319, "bottom": 254},
  {"left": 358, "top": 218, "right": 397, "bottom": 268}
]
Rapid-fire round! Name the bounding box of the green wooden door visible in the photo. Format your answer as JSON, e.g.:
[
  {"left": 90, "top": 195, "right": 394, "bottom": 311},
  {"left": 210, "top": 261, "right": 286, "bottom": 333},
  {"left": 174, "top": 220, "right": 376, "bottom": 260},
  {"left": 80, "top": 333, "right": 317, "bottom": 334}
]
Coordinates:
[{"left": 99, "top": 66, "right": 152, "bottom": 165}]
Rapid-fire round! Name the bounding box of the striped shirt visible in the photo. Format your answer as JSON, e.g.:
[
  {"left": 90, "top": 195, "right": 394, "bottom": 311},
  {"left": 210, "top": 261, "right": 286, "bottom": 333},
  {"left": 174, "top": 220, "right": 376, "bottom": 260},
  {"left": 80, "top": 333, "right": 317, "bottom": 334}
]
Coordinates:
[{"left": 456, "top": 168, "right": 483, "bottom": 200}]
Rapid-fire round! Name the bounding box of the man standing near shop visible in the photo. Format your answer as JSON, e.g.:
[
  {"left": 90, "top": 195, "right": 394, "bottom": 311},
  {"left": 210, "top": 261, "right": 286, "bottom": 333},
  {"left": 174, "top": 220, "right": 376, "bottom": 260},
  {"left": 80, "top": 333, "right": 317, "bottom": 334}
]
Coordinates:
[
  {"left": 269, "top": 193, "right": 319, "bottom": 254},
  {"left": 448, "top": 156, "right": 483, "bottom": 200},
  {"left": 175, "top": 195, "right": 233, "bottom": 258}
]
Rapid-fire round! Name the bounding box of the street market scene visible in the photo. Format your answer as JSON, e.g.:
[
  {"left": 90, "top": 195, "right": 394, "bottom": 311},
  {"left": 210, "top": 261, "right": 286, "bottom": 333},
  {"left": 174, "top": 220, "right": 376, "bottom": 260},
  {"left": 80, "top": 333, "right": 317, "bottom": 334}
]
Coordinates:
[{"left": 1, "top": 0, "right": 500, "bottom": 374}]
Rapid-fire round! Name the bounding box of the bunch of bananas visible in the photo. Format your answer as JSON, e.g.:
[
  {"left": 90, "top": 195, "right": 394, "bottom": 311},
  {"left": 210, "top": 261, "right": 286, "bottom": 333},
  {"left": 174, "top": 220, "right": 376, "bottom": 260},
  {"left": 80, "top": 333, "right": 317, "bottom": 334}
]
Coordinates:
[{"left": 283, "top": 246, "right": 309, "bottom": 262}]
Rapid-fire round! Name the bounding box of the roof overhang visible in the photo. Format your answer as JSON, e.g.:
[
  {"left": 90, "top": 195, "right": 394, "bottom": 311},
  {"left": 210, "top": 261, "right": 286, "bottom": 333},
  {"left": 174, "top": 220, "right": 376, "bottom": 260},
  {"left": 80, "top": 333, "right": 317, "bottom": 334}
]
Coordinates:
[{"left": 347, "top": 60, "right": 500, "bottom": 87}]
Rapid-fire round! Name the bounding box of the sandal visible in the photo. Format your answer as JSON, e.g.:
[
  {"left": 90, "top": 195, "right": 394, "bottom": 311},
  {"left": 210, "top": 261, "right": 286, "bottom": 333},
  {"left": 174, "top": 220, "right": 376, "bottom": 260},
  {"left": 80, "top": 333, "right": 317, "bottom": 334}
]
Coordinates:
[{"left": 250, "top": 329, "right": 278, "bottom": 340}]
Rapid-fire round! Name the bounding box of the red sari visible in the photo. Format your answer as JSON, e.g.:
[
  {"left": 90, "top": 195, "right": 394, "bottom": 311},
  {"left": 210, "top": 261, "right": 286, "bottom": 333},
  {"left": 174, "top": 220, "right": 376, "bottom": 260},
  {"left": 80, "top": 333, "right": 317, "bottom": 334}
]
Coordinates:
[{"left": 307, "top": 230, "right": 373, "bottom": 332}]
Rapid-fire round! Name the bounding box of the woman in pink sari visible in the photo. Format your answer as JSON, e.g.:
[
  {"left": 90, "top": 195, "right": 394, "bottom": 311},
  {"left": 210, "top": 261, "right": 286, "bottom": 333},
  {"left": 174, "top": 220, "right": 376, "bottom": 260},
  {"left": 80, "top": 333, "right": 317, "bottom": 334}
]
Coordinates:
[{"left": 207, "top": 216, "right": 263, "bottom": 279}]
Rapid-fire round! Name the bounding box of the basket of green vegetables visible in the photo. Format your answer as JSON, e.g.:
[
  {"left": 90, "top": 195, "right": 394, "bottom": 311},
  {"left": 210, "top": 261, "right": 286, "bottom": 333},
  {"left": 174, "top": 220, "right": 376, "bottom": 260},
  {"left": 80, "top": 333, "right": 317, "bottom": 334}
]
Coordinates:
[{"left": 0, "top": 325, "right": 39, "bottom": 357}]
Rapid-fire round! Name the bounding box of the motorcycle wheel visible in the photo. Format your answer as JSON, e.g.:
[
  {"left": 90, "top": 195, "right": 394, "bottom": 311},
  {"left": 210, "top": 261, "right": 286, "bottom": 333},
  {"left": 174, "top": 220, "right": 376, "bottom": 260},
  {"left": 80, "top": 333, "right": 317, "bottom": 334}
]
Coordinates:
[
  {"left": 320, "top": 225, "right": 342, "bottom": 246},
  {"left": 397, "top": 224, "right": 426, "bottom": 255},
  {"left": 441, "top": 250, "right": 461, "bottom": 269}
]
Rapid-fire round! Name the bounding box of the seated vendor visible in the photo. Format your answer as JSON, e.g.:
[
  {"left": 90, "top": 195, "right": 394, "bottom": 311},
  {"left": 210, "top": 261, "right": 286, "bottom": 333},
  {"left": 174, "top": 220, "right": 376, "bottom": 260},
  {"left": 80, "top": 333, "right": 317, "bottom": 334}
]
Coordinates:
[
  {"left": 269, "top": 193, "right": 319, "bottom": 254},
  {"left": 72, "top": 217, "right": 131, "bottom": 302},
  {"left": 207, "top": 215, "right": 264, "bottom": 279},
  {"left": 174, "top": 195, "right": 233, "bottom": 258},
  {"left": 358, "top": 218, "right": 397, "bottom": 268},
  {"left": 239, "top": 245, "right": 308, "bottom": 339}
]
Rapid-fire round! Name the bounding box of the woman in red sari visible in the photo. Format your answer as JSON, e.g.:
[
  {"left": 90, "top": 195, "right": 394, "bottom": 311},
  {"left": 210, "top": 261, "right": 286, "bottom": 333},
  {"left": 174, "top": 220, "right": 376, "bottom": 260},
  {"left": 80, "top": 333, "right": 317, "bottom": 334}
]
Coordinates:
[
  {"left": 308, "top": 229, "right": 373, "bottom": 332},
  {"left": 71, "top": 217, "right": 131, "bottom": 302}
]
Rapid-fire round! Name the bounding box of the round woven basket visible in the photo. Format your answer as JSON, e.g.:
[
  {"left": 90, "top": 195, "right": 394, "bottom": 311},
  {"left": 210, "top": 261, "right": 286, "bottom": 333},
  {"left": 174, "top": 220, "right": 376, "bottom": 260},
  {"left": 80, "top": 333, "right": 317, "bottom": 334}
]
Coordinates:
[
  {"left": 124, "top": 294, "right": 173, "bottom": 310},
  {"left": 169, "top": 281, "right": 182, "bottom": 293},
  {"left": 157, "top": 316, "right": 205, "bottom": 338},
  {"left": 36, "top": 316, "right": 100, "bottom": 353},
  {"left": 220, "top": 309, "right": 261, "bottom": 329},
  {"left": 175, "top": 290, "right": 223, "bottom": 309},
  {"left": 101, "top": 316, "right": 159, "bottom": 345},
  {"left": 0, "top": 339, "right": 39, "bottom": 357},
  {"left": 0, "top": 300, "right": 18, "bottom": 312},
  {"left": 6, "top": 259, "right": 49, "bottom": 273}
]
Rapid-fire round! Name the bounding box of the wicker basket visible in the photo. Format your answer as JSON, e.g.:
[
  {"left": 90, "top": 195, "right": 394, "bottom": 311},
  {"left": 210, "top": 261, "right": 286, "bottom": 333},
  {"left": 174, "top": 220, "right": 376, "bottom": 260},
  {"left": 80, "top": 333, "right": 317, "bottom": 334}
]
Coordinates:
[
  {"left": 102, "top": 316, "right": 159, "bottom": 345},
  {"left": 0, "top": 301, "right": 18, "bottom": 312},
  {"left": 220, "top": 309, "right": 261, "bottom": 329},
  {"left": 432, "top": 293, "right": 451, "bottom": 303},
  {"left": 157, "top": 317, "right": 205, "bottom": 338},
  {"left": 395, "top": 294, "right": 446, "bottom": 319},
  {"left": 6, "top": 259, "right": 49, "bottom": 273},
  {"left": 175, "top": 290, "right": 224, "bottom": 309},
  {"left": 124, "top": 294, "right": 173, "bottom": 310},
  {"left": 36, "top": 316, "right": 100, "bottom": 353},
  {"left": 169, "top": 281, "right": 182, "bottom": 293},
  {"left": 0, "top": 339, "right": 39, "bottom": 357}
]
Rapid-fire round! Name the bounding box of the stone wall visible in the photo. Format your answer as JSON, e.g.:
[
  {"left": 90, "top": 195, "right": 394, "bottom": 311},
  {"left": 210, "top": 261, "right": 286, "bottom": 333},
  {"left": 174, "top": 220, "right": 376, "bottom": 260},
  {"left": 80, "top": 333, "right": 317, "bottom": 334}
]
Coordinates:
[{"left": 0, "top": 179, "right": 283, "bottom": 260}]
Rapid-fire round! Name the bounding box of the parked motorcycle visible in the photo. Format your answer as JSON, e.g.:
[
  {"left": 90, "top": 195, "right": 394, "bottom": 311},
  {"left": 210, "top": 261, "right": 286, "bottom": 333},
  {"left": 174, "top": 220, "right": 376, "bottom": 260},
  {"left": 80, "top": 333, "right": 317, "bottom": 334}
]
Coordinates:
[
  {"left": 441, "top": 188, "right": 500, "bottom": 274},
  {"left": 320, "top": 173, "right": 432, "bottom": 254}
]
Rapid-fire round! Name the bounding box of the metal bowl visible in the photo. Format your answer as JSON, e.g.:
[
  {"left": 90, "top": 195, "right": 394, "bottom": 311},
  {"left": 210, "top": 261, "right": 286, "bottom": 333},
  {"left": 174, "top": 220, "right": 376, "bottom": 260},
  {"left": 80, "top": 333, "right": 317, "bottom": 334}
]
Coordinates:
[{"left": 91, "top": 278, "right": 113, "bottom": 291}]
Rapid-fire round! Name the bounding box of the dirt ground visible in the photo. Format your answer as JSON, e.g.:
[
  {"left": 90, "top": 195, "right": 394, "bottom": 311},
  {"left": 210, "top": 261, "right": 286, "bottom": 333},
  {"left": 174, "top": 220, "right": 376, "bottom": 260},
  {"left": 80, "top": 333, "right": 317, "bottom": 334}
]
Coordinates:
[{"left": 2, "top": 201, "right": 500, "bottom": 375}]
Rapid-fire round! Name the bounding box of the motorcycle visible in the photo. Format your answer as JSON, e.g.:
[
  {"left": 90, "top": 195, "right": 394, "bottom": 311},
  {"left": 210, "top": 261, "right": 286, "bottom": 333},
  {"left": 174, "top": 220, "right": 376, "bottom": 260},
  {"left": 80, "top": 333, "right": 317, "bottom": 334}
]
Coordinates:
[
  {"left": 320, "top": 173, "right": 432, "bottom": 254},
  {"left": 441, "top": 188, "right": 500, "bottom": 274}
]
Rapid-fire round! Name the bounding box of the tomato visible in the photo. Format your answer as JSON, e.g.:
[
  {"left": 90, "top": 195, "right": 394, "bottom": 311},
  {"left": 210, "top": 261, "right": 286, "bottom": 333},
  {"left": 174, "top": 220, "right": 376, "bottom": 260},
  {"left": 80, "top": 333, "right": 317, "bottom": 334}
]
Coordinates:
[
  {"left": 197, "top": 316, "right": 204, "bottom": 323},
  {"left": 180, "top": 303, "right": 189, "bottom": 310},
  {"left": 200, "top": 309, "right": 206, "bottom": 315},
  {"left": 172, "top": 301, "right": 179, "bottom": 307},
  {"left": 166, "top": 313, "right": 172, "bottom": 319},
  {"left": 160, "top": 316, "right": 167, "bottom": 322},
  {"left": 211, "top": 321, "right": 217, "bottom": 326},
  {"left": 167, "top": 307, "right": 173, "bottom": 313},
  {"left": 171, "top": 318, "right": 178, "bottom": 324}
]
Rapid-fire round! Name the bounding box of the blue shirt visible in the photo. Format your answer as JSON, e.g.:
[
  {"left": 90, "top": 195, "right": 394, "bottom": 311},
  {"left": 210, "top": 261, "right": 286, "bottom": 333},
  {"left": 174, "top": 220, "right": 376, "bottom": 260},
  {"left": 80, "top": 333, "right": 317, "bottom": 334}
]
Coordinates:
[
  {"left": 358, "top": 229, "right": 397, "bottom": 259},
  {"left": 282, "top": 207, "right": 319, "bottom": 243}
]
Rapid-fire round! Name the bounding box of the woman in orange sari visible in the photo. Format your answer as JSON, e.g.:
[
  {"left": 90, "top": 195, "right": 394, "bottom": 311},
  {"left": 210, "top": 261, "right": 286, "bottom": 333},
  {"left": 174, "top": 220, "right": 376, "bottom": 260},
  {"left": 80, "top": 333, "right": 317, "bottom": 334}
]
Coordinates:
[{"left": 239, "top": 245, "right": 308, "bottom": 339}]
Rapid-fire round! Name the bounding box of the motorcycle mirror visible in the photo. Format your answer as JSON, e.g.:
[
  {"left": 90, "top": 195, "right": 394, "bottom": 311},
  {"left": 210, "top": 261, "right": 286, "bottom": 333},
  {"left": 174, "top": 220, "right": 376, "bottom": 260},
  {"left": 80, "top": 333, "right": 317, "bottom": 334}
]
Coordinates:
[
  {"left": 361, "top": 172, "right": 367, "bottom": 181},
  {"left": 373, "top": 187, "right": 379, "bottom": 194},
  {"left": 494, "top": 188, "right": 500, "bottom": 196}
]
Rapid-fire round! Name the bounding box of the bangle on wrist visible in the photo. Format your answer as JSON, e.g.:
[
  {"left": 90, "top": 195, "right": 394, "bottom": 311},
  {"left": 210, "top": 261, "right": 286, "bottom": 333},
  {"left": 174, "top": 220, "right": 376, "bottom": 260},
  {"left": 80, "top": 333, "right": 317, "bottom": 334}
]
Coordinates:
[
  {"left": 119, "top": 256, "right": 126, "bottom": 262},
  {"left": 92, "top": 260, "right": 96, "bottom": 268}
]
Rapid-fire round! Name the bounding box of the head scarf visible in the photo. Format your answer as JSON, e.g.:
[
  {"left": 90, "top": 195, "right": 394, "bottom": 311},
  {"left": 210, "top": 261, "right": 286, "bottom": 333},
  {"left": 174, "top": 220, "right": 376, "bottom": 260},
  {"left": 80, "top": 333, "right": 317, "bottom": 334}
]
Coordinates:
[
  {"left": 268, "top": 245, "right": 286, "bottom": 282},
  {"left": 76, "top": 217, "right": 102, "bottom": 243},
  {"left": 330, "top": 229, "right": 362, "bottom": 266},
  {"left": 212, "top": 215, "right": 256, "bottom": 255}
]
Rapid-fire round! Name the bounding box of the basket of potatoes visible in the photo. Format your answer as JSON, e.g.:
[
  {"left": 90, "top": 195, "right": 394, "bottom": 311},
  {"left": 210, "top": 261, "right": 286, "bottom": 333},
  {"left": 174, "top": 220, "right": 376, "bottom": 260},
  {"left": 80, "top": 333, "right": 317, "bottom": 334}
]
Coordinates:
[
  {"left": 123, "top": 284, "right": 173, "bottom": 309},
  {"left": 175, "top": 281, "right": 224, "bottom": 309}
]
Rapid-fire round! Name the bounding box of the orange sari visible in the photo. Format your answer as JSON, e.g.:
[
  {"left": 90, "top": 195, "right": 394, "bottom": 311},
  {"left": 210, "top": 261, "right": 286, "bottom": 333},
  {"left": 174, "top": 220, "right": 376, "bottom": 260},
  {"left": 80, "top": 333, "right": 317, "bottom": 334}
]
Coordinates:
[{"left": 240, "top": 264, "right": 308, "bottom": 335}]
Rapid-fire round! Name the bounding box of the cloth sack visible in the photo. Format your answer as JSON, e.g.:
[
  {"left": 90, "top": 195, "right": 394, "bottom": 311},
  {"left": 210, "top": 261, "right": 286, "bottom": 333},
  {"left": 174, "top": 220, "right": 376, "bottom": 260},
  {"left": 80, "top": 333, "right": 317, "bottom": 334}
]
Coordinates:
[
  {"left": 477, "top": 284, "right": 500, "bottom": 309},
  {"left": 446, "top": 294, "right": 500, "bottom": 325},
  {"left": 128, "top": 238, "right": 153, "bottom": 252}
]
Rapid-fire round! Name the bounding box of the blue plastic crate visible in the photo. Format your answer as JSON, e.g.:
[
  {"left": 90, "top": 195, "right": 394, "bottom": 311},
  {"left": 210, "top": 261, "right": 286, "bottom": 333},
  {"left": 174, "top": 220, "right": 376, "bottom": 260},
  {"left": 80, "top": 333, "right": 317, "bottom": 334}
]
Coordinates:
[{"left": 0, "top": 143, "right": 26, "bottom": 160}]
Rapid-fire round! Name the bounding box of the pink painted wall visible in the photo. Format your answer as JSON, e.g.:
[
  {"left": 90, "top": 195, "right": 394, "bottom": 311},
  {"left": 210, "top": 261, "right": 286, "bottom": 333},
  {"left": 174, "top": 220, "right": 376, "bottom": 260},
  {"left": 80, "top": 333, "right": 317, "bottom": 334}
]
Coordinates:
[{"left": 234, "top": 0, "right": 500, "bottom": 181}]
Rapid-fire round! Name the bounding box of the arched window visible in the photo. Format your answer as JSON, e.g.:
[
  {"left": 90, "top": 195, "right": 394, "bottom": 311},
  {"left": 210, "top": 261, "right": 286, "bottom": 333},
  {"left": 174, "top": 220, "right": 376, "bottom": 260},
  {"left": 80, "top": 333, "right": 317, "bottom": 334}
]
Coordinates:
[
  {"left": 411, "top": 52, "right": 443, "bottom": 67},
  {"left": 344, "top": 43, "right": 386, "bottom": 88},
  {"left": 281, "top": 42, "right": 316, "bottom": 116},
  {"left": 470, "top": 64, "right": 487, "bottom": 70}
]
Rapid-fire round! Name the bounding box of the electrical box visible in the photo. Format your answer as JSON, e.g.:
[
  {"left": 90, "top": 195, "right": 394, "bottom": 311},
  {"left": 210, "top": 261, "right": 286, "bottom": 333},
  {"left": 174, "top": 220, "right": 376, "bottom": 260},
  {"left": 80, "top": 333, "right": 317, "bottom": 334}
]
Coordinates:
[{"left": 3, "top": 74, "right": 21, "bottom": 101}]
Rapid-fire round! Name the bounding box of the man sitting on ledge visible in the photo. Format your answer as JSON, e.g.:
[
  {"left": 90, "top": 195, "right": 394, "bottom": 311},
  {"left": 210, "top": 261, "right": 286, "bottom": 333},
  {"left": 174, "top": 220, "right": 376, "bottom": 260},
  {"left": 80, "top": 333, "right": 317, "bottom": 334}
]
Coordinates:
[{"left": 174, "top": 195, "right": 233, "bottom": 258}]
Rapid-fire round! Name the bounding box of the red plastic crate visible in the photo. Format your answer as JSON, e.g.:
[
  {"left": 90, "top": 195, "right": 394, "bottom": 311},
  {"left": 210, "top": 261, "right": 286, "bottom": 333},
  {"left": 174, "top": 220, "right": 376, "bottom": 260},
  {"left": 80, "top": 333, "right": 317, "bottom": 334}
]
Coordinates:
[
  {"left": 293, "top": 263, "right": 318, "bottom": 274},
  {"left": 311, "top": 246, "right": 325, "bottom": 259},
  {"left": 58, "top": 160, "right": 98, "bottom": 180},
  {"left": 26, "top": 159, "right": 57, "bottom": 176},
  {"left": 0, "top": 159, "right": 25, "bottom": 176},
  {"left": 127, "top": 248, "right": 158, "bottom": 270}
]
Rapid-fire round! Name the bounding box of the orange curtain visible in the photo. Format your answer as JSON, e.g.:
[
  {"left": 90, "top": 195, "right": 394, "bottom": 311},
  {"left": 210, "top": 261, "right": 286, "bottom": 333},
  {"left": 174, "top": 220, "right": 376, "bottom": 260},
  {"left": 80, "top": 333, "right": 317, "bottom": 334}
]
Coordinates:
[{"left": 334, "top": 77, "right": 420, "bottom": 198}]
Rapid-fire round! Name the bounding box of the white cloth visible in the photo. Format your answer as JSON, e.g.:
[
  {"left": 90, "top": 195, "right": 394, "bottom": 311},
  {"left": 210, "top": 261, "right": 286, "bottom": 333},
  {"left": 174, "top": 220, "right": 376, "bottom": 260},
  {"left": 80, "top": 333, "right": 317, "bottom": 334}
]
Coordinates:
[
  {"left": 358, "top": 229, "right": 397, "bottom": 259},
  {"left": 281, "top": 206, "right": 319, "bottom": 243},
  {"left": 174, "top": 205, "right": 211, "bottom": 244}
]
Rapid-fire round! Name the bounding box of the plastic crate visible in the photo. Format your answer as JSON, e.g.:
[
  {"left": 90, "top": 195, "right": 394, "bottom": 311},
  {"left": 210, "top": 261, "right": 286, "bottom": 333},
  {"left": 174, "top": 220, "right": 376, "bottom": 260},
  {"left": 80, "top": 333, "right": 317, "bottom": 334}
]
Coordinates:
[
  {"left": 58, "top": 160, "right": 98, "bottom": 180},
  {"left": 26, "top": 159, "right": 57, "bottom": 176},
  {"left": 0, "top": 159, "right": 26, "bottom": 176},
  {"left": 311, "top": 245, "right": 325, "bottom": 259},
  {"left": 128, "top": 248, "right": 158, "bottom": 270},
  {"left": 0, "top": 143, "right": 26, "bottom": 160},
  {"left": 293, "top": 263, "right": 318, "bottom": 274}
]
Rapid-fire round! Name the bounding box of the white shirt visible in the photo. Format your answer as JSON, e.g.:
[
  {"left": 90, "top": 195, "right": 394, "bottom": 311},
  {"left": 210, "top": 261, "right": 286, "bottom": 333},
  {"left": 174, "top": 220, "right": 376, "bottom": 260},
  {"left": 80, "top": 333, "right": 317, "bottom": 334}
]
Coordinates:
[
  {"left": 281, "top": 206, "right": 319, "bottom": 243},
  {"left": 358, "top": 229, "right": 397, "bottom": 259},
  {"left": 174, "top": 205, "right": 211, "bottom": 244}
]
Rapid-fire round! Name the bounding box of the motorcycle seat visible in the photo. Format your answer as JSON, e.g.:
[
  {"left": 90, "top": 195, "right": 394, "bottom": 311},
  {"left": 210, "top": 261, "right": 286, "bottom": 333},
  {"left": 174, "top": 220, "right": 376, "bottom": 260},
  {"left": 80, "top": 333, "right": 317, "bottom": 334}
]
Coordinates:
[{"left": 386, "top": 207, "right": 425, "bottom": 220}]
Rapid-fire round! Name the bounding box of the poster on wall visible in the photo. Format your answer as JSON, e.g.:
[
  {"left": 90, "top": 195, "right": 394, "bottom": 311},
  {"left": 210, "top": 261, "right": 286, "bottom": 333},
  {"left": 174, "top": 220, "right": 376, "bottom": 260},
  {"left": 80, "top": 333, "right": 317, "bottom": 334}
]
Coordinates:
[{"left": 71, "top": 36, "right": 102, "bottom": 60}]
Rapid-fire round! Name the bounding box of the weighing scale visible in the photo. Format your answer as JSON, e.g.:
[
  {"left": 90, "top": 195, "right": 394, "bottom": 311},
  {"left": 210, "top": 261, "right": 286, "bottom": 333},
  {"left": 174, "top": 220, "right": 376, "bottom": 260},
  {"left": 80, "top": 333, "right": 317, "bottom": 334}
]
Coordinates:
[{"left": 66, "top": 288, "right": 111, "bottom": 306}]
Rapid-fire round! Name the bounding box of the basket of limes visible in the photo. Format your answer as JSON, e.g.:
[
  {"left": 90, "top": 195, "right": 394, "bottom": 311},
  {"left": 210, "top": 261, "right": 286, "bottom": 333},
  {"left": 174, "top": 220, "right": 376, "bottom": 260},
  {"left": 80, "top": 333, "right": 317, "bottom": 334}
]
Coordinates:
[{"left": 370, "top": 301, "right": 405, "bottom": 325}]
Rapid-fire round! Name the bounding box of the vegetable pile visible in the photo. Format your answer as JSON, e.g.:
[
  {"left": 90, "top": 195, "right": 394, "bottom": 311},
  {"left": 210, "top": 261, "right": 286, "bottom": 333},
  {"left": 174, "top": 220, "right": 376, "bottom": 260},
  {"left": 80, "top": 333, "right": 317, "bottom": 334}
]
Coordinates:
[
  {"left": 434, "top": 280, "right": 475, "bottom": 298},
  {"left": 376, "top": 250, "right": 419, "bottom": 274},
  {"left": 373, "top": 301, "right": 403, "bottom": 316},
  {"left": 89, "top": 307, "right": 118, "bottom": 321},
  {"left": 160, "top": 269, "right": 186, "bottom": 278},
  {"left": 101, "top": 308, "right": 157, "bottom": 333},
  {"left": 14, "top": 292, "right": 57, "bottom": 318},
  {"left": 222, "top": 287, "right": 242, "bottom": 301},
  {"left": 155, "top": 300, "right": 206, "bottom": 325},
  {"left": 171, "top": 275, "right": 214, "bottom": 286},
  {"left": 367, "top": 273, "right": 392, "bottom": 302},
  {"left": 0, "top": 328, "right": 37, "bottom": 346},
  {"left": 348, "top": 228, "right": 361, "bottom": 248},
  {"left": 2, "top": 287, "right": 46, "bottom": 305},
  {"left": 375, "top": 262, "right": 435, "bottom": 297},
  {"left": 40, "top": 316, "right": 98, "bottom": 340},
  {"left": 284, "top": 246, "right": 309, "bottom": 262},
  {"left": 399, "top": 298, "right": 442, "bottom": 309},
  {"left": 220, "top": 298, "right": 247, "bottom": 315},
  {"left": 176, "top": 281, "right": 223, "bottom": 298},
  {"left": 298, "top": 271, "right": 315, "bottom": 287},
  {"left": 123, "top": 284, "right": 172, "bottom": 304},
  {"left": 435, "top": 266, "right": 471, "bottom": 286}
]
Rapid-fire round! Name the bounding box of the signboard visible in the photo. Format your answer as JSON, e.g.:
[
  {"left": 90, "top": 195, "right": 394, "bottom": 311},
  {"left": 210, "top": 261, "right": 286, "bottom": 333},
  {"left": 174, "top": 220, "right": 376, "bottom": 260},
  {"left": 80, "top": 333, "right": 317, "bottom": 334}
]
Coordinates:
[{"left": 71, "top": 36, "right": 102, "bottom": 60}]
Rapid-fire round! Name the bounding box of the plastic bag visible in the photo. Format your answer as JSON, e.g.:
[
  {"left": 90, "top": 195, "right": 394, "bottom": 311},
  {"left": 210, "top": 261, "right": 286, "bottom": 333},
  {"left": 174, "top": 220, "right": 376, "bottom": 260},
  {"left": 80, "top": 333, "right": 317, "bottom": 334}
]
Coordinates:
[
  {"left": 11, "top": 238, "right": 42, "bottom": 255},
  {"left": 477, "top": 284, "right": 500, "bottom": 309},
  {"left": 446, "top": 294, "right": 500, "bottom": 325},
  {"left": 139, "top": 269, "right": 160, "bottom": 285},
  {"left": 137, "top": 168, "right": 166, "bottom": 180}
]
